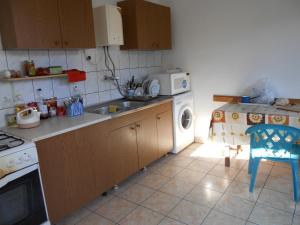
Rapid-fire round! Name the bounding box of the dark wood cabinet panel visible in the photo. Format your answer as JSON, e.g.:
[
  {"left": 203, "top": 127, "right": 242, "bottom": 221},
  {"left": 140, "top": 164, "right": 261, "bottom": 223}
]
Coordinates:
[
  {"left": 118, "top": 0, "right": 172, "bottom": 50},
  {"left": 157, "top": 110, "right": 174, "bottom": 156},
  {"left": 0, "top": 0, "right": 62, "bottom": 48},
  {"left": 136, "top": 116, "right": 158, "bottom": 169},
  {"left": 108, "top": 124, "right": 139, "bottom": 184},
  {"left": 0, "top": 0, "right": 95, "bottom": 49},
  {"left": 58, "top": 0, "right": 95, "bottom": 48}
]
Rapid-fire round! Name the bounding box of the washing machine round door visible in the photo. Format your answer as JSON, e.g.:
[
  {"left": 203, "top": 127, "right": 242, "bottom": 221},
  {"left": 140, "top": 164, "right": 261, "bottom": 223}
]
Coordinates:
[{"left": 178, "top": 105, "right": 193, "bottom": 132}]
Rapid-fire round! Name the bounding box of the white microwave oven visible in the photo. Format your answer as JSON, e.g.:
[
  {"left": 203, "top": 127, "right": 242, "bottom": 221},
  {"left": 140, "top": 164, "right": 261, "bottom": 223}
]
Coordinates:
[{"left": 148, "top": 72, "right": 191, "bottom": 95}]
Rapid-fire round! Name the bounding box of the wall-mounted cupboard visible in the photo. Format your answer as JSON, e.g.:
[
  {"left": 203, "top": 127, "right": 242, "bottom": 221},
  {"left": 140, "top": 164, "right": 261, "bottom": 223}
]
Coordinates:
[
  {"left": 0, "top": 0, "right": 95, "bottom": 49},
  {"left": 117, "top": 0, "right": 172, "bottom": 50}
]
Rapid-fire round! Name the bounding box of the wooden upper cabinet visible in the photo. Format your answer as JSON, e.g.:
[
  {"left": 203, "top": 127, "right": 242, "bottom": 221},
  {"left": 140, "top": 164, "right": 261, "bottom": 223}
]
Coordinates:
[
  {"left": 0, "top": 0, "right": 62, "bottom": 48},
  {"left": 58, "top": 0, "right": 95, "bottom": 48},
  {"left": 117, "top": 0, "right": 172, "bottom": 50},
  {"left": 0, "top": 0, "right": 95, "bottom": 49}
]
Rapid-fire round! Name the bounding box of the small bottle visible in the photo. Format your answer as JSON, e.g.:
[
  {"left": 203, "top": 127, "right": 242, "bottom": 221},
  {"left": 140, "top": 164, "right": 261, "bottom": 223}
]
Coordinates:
[
  {"left": 14, "top": 94, "right": 26, "bottom": 113},
  {"left": 24, "top": 60, "right": 36, "bottom": 76},
  {"left": 36, "top": 89, "right": 48, "bottom": 119}
]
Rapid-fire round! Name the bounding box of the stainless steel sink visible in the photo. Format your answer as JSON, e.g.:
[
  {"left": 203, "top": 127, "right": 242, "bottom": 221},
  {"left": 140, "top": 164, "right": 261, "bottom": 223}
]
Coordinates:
[{"left": 87, "top": 100, "right": 146, "bottom": 115}]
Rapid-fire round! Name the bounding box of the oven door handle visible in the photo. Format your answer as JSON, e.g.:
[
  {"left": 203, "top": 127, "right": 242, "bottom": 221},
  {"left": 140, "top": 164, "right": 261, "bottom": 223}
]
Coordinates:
[{"left": 0, "top": 164, "right": 38, "bottom": 189}]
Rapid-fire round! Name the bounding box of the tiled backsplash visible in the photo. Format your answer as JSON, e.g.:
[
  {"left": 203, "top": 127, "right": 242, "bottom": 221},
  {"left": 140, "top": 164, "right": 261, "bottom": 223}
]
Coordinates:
[{"left": 0, "top": 47, "right": 163, "bottom": 127}]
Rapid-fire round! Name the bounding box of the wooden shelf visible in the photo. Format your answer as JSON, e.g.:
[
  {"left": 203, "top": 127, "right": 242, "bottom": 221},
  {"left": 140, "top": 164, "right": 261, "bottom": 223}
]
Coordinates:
[{"left": 0, "top": 74, "right": 67, "bottom": 82}]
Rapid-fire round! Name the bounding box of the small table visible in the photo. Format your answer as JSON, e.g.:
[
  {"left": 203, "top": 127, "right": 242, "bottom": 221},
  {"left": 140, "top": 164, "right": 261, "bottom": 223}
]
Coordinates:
[{"left": 210, "top": 103, "right": 300, "bottom": 166}]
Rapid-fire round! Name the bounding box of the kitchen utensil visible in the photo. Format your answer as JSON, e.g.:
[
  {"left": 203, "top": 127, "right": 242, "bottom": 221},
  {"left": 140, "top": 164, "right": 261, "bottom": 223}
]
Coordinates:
[
  {"left": 241, "top": 96, "right": 251, "bottom": 103},
  {"left": 16, "top": 108, "right": 41, "bottom": 129}
]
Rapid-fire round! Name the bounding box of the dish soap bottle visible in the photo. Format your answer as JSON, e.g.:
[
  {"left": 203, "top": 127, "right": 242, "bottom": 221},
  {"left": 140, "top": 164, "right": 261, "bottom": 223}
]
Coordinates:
[{"left": 36, "top": 88, "right": 48, "bottom": 119}]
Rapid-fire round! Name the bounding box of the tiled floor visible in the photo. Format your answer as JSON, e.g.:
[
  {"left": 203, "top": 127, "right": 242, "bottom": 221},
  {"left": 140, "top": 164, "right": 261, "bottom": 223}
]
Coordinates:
[{"left": 57, "top": 143, "right": 300, "bottom": 225}]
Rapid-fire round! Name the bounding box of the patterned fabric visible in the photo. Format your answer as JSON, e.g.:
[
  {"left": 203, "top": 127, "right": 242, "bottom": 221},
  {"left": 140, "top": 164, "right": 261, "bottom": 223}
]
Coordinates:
[{"left": 210, "top": 103, "right": 300, "bottom": 145}]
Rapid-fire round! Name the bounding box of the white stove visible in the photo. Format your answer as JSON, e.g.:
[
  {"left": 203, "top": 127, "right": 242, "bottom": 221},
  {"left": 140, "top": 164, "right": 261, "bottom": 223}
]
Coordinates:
[{"left": 0, "top": 131, "right": 49, "bottom": 225}]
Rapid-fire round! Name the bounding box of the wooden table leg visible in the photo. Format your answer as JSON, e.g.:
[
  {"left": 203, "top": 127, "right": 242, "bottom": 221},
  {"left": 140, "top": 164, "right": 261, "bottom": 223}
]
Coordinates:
[{"left": 225, "top": 146, "right": 230, "bottom": 167}]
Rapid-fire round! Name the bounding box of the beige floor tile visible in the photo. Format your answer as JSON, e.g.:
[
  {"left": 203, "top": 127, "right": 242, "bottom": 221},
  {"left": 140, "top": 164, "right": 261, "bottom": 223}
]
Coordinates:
[
  {"left": 235, "top": 170, "right": 268, "bottom": 187},
  {"left": 57, "top": 208, "right": 91, "bottom": 225},
  {"left": 270, "top": 166, "right": 292, "bottom": 180},
  {"left": 249, "top": 203, "right": 293, "bottom": 225},
  {"left": 265, "top": 176, "right": 294, "bottom": 194},
  {"left": 226, "top": 181, "right": 262, "bottom": 202},
  {"left": 158, "top": 217, "right": 186, "bottom": 225},
  {"left": 136, "top": 173, "right": 170, "bottom": 190},
  {"left": 85, "top": 194, "right": 114, "bottom": 211},
  {"left": 174, "top": 168, "right": 206, "bottom": 185},
  {"left": 208, "top": 165, "right": 239, "bottom": 180},
  {"left": 243, "top": 162, "right": 273, "bottom": 175},
  {"left": 166, "top": 156, "right": 194, "bottom": 168},
  {"left": 168, "top": 200, "right": 210, "bottom": 225},
  {"left": 293, "top": 215, "right": 300, "bottom": 225},
  {"left": 257, "top": 188, "right": 295, "bottom": 213},
  {"left": 76, "top": 213, "right": 114, "bottom": 225},
  {"left": 117, "top": 184, "right": 155, "bottom": 204},
  {"left": 142, "top": 191, "right": 181, "bottom": 215},
  {"left": 296, "top": 203, "right": 300, "bottom": 215},
  {"left": 185, "top": 160, "right": 216, "bottom": 173},
  {"left": 215, "top": 194, "right": 255, "bottom": 220},
  {"left": 96, "top": 196, "right": 137, "bottom": 222},
  {"left": 119, "top": 206, "right": 164, "bottom": 225},
  {"left": 184, "top": 186, "right": 222, "bottom": 208},
  {"left": 201, "top": 210, "right": 246, "bottom": 225},
  {"left": 218, "top": 158, "right": 247, "bottom": 169},
  {"left": 160, "top": 179, "right": 195, "bottom": 198},
  {"left": 199, "top": 174, "right": 231, "bottom": 193},
  {"left": 151, "top": 164, "right": 184, "bottom": 177}
]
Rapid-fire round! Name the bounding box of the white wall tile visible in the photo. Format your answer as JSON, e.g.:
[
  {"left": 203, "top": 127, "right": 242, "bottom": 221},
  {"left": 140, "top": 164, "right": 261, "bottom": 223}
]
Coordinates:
[
  {"left": 66, "top": 50, "right": 83, "bottom": 70},
  {"left": 12, "top": 81, "right": 35, "bottom": 103},
  {"left": 98, "top": 71, "right": 111, "bottom": 91},
  {"left": 29, "top": 50, "right": 50, "bottom": 68},
  {"left": 82, "top": 49, "right": 97, "bottom": 72},
  {"left": 85, "top": 72, "right": 99, "bottom": 94},
  {"left": 0, "top": 108, "right": 15, "bottom": 127},
  {"left": 110, "top": 89, "right": 123, "bottom": 100},
  {"left": 119, "top": 51, "right": 129, "bottom": 69},
  {"left": 120, "top": 69, "right": 131, "bottom": 85},
  {"left": 138, "top": 51, "right": 147, "bottom": 68},
  {"left": 85, "top": 93, "right": 100, "bottom": 106},
  {"left": 154, "top": 51, "right": 162, "bottom": 67},
  {"left": 0, "top": 83, "right": 13, "bottom": 109},
  {"left": 6, "top": 50, "right": 29, "bottom": 73},
  {"left": 96, "top": 47, "right": 106, "bottom": 71},
  {"left": 99, "top": 91, "right": 111, "bottom": 103},
  {"left": 0, "top": 50, "right": 7, "bottom": 70},
  {"left": 108, "top": 46, "right": 120, "bottom": 70},
  {"left": 52, "top": 78, "right": 70, "bottom": 99},
  {"left": 129, "top": 51, "right": 138, "bottom": 68},
  {"left": 33, "top": 79, "right": 53, "bottom": 99},
  {"left": 146, "top": 52, "right": 155, "bottom": 67},
  {"left": 49, "top": 50, "right": 67, "bottom": 69},
  {"left": 69, "top": 81, "right": 85, "bottom": 96}
]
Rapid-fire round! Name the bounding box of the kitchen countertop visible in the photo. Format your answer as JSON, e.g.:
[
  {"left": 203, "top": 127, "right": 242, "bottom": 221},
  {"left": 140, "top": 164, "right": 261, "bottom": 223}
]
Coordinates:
[
  {"left": 3, "top": 113, "right": 111, "bottom": 142},
  {"left": 2, "top": 96, "right": 173, "bottom": 142}
]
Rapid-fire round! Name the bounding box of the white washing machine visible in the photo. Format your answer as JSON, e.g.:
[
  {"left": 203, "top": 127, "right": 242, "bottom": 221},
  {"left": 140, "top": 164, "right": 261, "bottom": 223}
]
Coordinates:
[{"left": 172, "top": 91, "right": 195, "bottom": 153}]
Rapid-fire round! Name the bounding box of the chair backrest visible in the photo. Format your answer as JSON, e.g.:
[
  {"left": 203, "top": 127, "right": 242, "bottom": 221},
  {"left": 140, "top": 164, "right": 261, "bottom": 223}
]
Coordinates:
[{"left": 246, "top": 124, "right": 300, "bottom": 151}]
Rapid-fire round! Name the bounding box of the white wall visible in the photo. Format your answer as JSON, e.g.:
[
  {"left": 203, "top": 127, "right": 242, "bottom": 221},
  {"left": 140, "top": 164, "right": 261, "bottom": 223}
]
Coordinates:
[
  {"left": 0, "top": 0, "right": 163, "bottom": 128},
  {"left": 162, "top": 0, "right": 300, "bottom": 139}
]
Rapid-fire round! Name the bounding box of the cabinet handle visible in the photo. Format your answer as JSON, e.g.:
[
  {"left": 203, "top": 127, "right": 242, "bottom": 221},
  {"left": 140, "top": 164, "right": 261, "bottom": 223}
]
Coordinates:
[
  {"left": 157, "top": 116, "right": 161, "bottom": 120},
  {"left": 130, "top": 126, "right": 135, "bottom": 130},
  {"left": 64, "top": 41, "right": 68, "bottom": 46},
  {"left": 136, "top": 124, "right": 141, "bottom": 128},
  {"left": 54, "top": 40, "right": 60, "bottom": 46}
]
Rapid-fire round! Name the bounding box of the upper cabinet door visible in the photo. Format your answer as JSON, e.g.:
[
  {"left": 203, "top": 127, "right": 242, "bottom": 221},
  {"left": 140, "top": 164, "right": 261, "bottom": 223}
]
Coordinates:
[
  {"left": 158, "top": 5, "right": 171, "bottom": 49},
  {"left": 0, "top": 0, "right": 62, "bottom": 48},
  {"left": 58, "top": 0, "right": 96, "bottom": 48}
]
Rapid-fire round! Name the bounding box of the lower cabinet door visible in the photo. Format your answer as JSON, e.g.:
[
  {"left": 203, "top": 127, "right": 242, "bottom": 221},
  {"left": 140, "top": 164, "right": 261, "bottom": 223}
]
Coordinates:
[
  {"left": 136, "top": 116, "right": 159, "bottom": 169},
  {"left": 108, "top": 124, "right": 139, "bottom": 185},
  {"left": 157, "top": 110, "right": 174, "bottom": 157}
]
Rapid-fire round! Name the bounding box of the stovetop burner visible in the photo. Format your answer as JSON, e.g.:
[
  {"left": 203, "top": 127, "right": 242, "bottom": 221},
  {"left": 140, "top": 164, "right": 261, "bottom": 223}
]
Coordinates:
[{"left": 0, "top": 133, "right": 25, "bottom": 152}]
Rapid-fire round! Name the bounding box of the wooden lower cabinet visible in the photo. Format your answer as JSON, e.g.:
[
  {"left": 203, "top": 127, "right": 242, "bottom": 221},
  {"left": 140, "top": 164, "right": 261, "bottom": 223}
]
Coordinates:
[
  {"left": 108, "top": 124, "right": 139, "bottom": 184},
  {"left": 36, "top": 101, "right": 173, "bottom": 224},
  {"left": 157, "top": 110, "right": 174, "bottom": 156},
  {"left": 136, "top": 116, "right": 159, "bottom": 169}
]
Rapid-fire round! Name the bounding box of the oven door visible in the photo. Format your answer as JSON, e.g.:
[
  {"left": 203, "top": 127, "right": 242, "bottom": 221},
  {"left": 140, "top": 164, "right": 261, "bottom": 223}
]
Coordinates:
[{"left": 0, "top": 165, "right": 47, "bottom": 225}]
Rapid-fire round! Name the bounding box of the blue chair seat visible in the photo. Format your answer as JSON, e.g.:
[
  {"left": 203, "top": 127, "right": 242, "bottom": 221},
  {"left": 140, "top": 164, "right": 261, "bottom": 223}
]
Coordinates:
[{"left": 246, "top": 124, "right": 300, "bottom": 202}]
